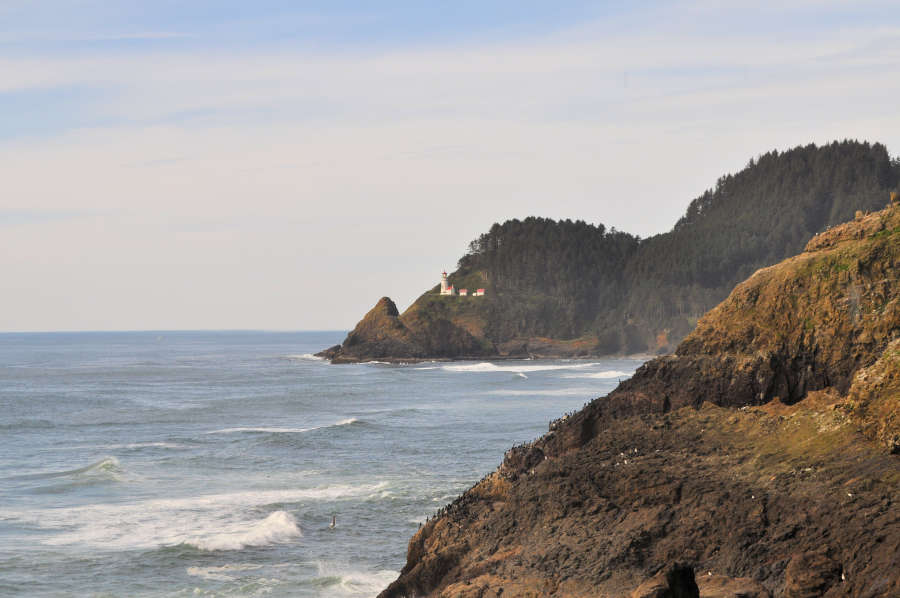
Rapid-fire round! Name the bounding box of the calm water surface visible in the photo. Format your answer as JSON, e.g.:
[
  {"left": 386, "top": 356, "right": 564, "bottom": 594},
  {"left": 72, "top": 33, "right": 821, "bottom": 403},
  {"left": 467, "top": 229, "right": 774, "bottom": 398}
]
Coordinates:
[{"left": 0, "top": 331, "right": 643, "bottom": 597}]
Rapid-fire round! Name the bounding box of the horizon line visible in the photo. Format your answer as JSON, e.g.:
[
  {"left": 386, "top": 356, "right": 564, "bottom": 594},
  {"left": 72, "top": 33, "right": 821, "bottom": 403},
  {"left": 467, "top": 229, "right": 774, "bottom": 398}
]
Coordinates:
[{"left": 0, "top": 328, "right": 349, "bottom": 335}]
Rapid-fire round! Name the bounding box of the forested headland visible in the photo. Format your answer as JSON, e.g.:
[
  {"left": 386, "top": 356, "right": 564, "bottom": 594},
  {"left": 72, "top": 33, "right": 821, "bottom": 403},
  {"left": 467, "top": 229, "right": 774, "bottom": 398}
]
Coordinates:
[
  {"left": 453, "top": 140, "right": 899, "bottom": 354},
  {"left": 324, "top": 140, "right": 900, "bottom": 361}
]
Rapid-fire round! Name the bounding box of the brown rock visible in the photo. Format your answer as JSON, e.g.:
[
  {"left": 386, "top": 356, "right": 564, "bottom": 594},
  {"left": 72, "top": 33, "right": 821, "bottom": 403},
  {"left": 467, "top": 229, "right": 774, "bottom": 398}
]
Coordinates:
[
  {"left": 783, "top": 550, "right": 841, "bottom": 598},
  {"left": 324, "top": 296, "right": 494, "bottom": 363},
  {"left": 630, "top": 565, "right": 699, "bottom": 598},
  {"left": 697, "top": 574, "right": 771, "bottom": 597}
]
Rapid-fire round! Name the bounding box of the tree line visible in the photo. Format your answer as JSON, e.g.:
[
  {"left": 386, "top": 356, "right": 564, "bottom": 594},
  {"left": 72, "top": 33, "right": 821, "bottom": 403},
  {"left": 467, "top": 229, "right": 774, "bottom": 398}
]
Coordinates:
[{"left": 454, "top": 140, "right": 900, "bottom": 353}]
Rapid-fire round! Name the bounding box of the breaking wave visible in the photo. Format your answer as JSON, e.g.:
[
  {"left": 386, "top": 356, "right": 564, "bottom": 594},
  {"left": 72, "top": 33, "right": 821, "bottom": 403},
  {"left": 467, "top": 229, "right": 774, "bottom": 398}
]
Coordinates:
[
  {"left": 0, "top": 482, "right": 388, "bottom": 549},
  {"left": 207, "top": 426, "right": 314, "bottom": 434},
  {"left": 207, "top": 418, "right": 359, "bottom": 435},
  {"left": 312, "top": 561, "right": 398, "bottom": 596},
  {"left": 4, "top": 456, "right": 123, "bottom": 482},
  {"left": 285, "top": 353, "right": 324, "bottom": 362},
  {"left": 184, "top": 511, "right": 301, "bottom": 551},
  {"left": 483, "top": 388, "right": 599, "bottom": 396},
  {"left": 442, "top": 362, "right": 601, "bottom": 373},
  {"left": 102, "top": 442, "right": 185, "bottom": 450},
  {"left": 561, "top": 370, "right": 633, "bottom": 379}
]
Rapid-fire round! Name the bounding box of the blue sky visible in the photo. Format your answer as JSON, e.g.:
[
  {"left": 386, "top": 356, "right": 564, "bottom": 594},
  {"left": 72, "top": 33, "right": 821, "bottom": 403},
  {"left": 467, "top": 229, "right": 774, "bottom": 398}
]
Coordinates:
[{"left": 3, "top": 1, "right": 900, "bottom": 331}]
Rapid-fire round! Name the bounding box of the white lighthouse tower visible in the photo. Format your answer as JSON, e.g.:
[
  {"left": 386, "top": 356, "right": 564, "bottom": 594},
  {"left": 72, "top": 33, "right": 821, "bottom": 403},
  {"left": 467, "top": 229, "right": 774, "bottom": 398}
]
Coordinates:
[{"left": 439, "top": 271, "right": 454, "bottom": 295}]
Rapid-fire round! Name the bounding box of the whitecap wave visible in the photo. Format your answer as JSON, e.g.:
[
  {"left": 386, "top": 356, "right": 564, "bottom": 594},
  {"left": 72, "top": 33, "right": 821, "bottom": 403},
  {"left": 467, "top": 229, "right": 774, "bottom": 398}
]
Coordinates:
[
  {"left": 5, "top": 456, "right": 123, "bottom": 482},
  {"left": 314, "top": 561, "right": 398, "bottom": 596},
  {"left": 561, "top": 370, "right": 633, "bottom": 379},
  {"left": 103, "top": 442, "right": 185, "bottom": 450},
  {"left": 207, "top": 426, "right": 314, "bottom": 434},
  {"left": 483, "top": 388, "right": 599, "bottom": 396},
  {"left": 0, "top": 482, "right": 388, "bottom": 549},
  {"left": 185, "top": 511, "right": 301, "bottom": 551},
  {"left": 207, "top": 418, "right": 358, "bottom": 435},
  {"left": 442, "top": 361, "right": 601, "bottom": 373},
  {"left": 285, "top": 353, "right": 324, "bottom": 361}
]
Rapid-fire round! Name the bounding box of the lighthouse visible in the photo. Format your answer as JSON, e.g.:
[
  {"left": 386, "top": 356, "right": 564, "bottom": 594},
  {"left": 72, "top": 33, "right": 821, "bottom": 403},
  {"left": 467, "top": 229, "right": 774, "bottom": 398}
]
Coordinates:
[{"left": 439, "top": 271, "right": 455, "bottom": 295}]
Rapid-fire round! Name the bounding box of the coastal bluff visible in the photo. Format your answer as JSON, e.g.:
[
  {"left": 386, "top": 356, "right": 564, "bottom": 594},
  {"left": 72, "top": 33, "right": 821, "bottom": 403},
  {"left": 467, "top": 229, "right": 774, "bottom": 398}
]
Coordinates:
[
  {"left": 320, "top": 142, "right": 900, "bottom": 363},
  {"left": 377, "top": 204, "right": 900, "bottom": 597}
]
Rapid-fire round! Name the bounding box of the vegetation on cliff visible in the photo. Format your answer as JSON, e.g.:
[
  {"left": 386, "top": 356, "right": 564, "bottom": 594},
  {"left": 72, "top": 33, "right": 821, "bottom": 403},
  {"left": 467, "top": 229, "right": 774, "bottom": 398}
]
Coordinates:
[
  {"left": 378, "top": 203, "right": 900, "bottom": 597},
  {"left": 460, "top": 140, "right": 899, "bottom": 353},
  {"left": 326, "top": 140, "right": 899, "bottom": 362}
]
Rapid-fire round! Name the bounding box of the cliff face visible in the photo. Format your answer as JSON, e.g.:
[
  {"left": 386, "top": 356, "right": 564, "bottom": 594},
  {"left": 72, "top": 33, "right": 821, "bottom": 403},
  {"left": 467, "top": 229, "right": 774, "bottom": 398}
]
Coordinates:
[
  {"left": 320, "top": 296, "right": 495, "bottom": 363},
  {"left": 378, "top": 205, "right": 900, "bottom": 597}
]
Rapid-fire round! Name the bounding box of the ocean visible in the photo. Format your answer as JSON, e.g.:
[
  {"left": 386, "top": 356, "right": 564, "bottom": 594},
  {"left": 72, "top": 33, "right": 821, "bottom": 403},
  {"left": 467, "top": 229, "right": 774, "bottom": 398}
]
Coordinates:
[{"left": 0, "top": 331, "right": 643, "bottom": 597}]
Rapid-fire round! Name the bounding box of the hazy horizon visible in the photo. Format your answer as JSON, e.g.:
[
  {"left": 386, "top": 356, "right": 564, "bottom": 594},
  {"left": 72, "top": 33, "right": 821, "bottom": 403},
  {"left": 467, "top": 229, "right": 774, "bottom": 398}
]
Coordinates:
[{"left": 4, "top": 1, "right": 900, "bottom": 332}]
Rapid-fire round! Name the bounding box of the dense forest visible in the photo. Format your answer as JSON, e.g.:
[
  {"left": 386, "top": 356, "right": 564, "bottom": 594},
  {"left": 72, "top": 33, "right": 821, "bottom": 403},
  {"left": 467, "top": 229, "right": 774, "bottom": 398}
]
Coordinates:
[{"left": 452, "top": 140, "right": 900, "bottom": 353}]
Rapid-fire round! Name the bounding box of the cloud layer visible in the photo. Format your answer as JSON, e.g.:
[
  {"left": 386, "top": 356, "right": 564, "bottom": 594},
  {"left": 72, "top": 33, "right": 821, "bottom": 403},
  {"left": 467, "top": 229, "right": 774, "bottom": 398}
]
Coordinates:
[{"left": 2, "top": 2, "right": 899, "bottom": 330}]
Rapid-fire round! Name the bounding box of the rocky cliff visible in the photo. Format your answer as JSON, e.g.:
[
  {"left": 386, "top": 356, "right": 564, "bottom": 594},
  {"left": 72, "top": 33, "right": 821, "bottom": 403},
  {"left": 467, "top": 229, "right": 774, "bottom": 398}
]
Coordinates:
[
  {"left": 377, "top": 205, "right": 900, "bottom": 597},
  {"left": 318, "top": 296, "right": 495, "bottom": 363}
]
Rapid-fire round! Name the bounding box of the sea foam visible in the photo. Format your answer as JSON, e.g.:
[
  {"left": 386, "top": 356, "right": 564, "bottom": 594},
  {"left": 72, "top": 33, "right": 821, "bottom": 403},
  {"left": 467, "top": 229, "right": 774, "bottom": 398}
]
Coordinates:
[
  {"left": 561, "top": 369, "right": 634, "bottom": 379},
  {"left": 186, "top": 563, "right": 263, "bottom": 581},
  {"left": 442, "top": 362, "right": 601, "bottom": 373},
  {"left": 286, "top": 353, "right": 324, "bottom": 361},
  {"left": 185, "top": 511, "right": 301, "bottom": 551},
  {"left": 0, "top": 482, "right": 388, "bottom": 549},
  {"left": 207, "top": 418, "right": 359, "bottom": 435},
  {"left": 207, "top": 426, "right": 314, "bottom": 434},
  {"left": 483, "top": 388, "right": 600, "bottom": 396},
  {"left": 314, "top": 561, "right": 399, "bottom": 596}
]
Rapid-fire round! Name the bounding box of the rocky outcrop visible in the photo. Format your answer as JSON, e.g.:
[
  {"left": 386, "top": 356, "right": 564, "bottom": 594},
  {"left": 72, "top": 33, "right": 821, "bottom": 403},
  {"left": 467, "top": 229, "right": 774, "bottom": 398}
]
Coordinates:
[
  {"left": 629, "top": 565, "right": 699, "bottom": 598},
  {"left": 844, "top": 337, "right": 900, "bottom": 454},
  {"left": 377, "top": 205, "right": 900, "bottom": 597},
  {"left": 328, "top": 297, "right": 423, "bottom": 362},
  {"left": 319, "top": 294, "right": 611, "bottom": 363},
  {"left": 320, "top": 296, "right": 494, "bottom": 363}
]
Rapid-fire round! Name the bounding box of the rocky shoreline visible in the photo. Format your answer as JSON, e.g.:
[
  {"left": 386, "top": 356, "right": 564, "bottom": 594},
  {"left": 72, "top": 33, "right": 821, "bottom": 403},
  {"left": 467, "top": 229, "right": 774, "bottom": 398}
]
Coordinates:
[
  {"left": 315, "top": 302, "right": 654, "bottom": 363},
  {"left": 315, "top": 343, "right": 655, "bottom": 365},
  {"left": 376, "top": 206, "right": 900, "bottom": 597}
]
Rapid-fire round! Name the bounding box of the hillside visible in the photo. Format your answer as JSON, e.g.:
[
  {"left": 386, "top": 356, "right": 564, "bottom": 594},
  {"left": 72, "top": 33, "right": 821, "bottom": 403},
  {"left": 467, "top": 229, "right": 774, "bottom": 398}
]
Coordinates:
[
  {"left": 377, "top": 202, "right": 900, "bottom": 597},
  {"left": 321, "top": 140, "right": 900, "bottom": 363}
]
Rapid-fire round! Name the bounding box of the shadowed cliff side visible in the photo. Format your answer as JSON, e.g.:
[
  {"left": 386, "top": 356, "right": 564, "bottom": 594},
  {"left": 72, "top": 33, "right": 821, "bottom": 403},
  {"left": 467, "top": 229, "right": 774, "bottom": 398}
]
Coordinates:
[{"left": 378, "top": 204, "right": 900, "bottom": 598}]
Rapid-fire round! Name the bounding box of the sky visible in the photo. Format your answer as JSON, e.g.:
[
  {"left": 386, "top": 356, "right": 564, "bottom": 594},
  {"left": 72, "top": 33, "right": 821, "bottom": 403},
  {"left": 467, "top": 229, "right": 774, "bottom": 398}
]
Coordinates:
[{"left": 3, "top": 1, "right": 900, "bottom": 332}]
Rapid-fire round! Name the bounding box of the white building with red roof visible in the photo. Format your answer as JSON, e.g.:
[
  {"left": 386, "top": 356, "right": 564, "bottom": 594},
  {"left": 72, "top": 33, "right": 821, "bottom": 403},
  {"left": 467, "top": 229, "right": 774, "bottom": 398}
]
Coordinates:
[{"left": 439, "top": 271, "right": 486, "bottom": 296}]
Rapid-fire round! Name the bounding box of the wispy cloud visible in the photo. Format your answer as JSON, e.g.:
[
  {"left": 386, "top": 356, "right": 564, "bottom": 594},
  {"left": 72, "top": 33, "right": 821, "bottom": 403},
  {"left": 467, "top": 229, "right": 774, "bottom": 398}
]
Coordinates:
[
  {"left": 1, "top": 2, "right": 899, "bottom": 330},
  {"left": 0, "top": 31, "right": 188, "bottom": 44}
]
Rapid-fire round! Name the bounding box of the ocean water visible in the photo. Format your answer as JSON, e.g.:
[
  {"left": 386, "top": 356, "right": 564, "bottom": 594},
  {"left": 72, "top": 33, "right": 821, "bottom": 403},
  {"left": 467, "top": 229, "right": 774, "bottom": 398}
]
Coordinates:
[{"left": 0, "top": 331, "right": 643, "bottom": 597}]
